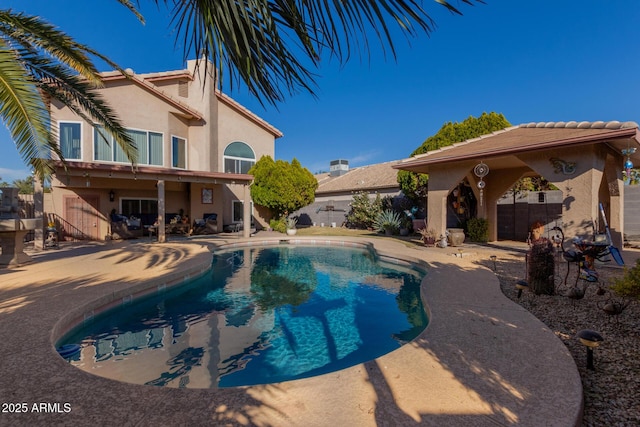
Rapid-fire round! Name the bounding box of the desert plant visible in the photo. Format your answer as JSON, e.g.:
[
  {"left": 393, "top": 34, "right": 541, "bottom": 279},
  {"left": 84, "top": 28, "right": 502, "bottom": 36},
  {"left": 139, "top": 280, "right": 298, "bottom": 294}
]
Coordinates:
[
  {"left": 286, "top": 217, "right": 298, "bottom": 230},
  {"left": 466, "top": 217, "right": 489, "bottom": 242},
  {"left": 610, "top": 258, "right": 640, "bottom": 301},
  {"left": 418, "top": 227, "right": 437, "bottom": 245},
  {"left": 418, "top": 227, "right": 437, "bottom": 239},
  {"left": 270, "top": 217, "right": 287, "bottom": 233},
  {"left": 374, "top": 210, "right": 402, "bottom": 235}
]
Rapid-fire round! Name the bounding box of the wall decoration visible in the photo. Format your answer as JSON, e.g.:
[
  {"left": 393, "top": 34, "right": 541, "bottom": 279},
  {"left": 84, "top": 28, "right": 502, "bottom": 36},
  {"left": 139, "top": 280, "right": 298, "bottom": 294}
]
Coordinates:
[
  {"left": 622, "top": 148, "right": 637, "bottom": 185},
  {"left": 201, "top": 188, "right": 213, "bottom": 204},
  {"left": 549, "top": 158, "right": 576, "bottom": 175},
  {"left": 474, "top": 162, "right": 489, "bottom": 206}
]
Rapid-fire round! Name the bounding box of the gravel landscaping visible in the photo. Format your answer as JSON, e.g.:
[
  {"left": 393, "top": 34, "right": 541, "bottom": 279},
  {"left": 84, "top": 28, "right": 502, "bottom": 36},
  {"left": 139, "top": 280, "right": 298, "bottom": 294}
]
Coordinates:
[{"left": 481, "top": 249, "right": 640, "bottom": 427}]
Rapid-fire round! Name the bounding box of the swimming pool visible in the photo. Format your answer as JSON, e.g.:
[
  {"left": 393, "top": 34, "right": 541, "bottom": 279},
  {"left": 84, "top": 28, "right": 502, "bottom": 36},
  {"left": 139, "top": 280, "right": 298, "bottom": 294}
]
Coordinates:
[{"left": 57, "top": 243, "right": 428, "bottom": 388}]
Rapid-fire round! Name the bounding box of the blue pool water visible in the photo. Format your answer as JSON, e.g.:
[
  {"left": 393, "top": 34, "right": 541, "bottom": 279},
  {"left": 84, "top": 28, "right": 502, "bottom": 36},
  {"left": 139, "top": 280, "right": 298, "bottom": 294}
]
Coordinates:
[{"left": 57, "top": 244, "right": 428, "bottom": 388}]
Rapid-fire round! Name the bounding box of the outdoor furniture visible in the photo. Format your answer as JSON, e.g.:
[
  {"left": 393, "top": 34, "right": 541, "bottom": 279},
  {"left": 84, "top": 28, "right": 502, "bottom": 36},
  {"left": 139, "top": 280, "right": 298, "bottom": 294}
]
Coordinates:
[
  {"left": 110, "top": 213, "right": 142, "bottom": 240},
  {"left": 191, "top": 213, "right": 218, "bottom": 235}
]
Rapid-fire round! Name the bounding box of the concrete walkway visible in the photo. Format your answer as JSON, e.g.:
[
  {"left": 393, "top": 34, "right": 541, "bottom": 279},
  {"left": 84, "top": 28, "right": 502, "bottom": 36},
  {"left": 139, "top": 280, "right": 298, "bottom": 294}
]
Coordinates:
[{"left": 0, "top": 235, "right": 582, "bottom": 426}]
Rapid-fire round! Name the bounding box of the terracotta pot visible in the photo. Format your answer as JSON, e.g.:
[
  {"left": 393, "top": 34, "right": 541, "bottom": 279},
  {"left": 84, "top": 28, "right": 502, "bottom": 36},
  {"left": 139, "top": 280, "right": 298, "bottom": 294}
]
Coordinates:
[{"left": 447, "top": 228, "right": 465, "bottom": 246}]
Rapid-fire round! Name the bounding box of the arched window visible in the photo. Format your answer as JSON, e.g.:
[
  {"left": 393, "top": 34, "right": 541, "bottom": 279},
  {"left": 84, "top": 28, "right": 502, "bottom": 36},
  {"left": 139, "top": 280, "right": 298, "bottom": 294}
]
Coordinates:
[{"left": 224, "top": 142, "right": 255, "bottom": 174}]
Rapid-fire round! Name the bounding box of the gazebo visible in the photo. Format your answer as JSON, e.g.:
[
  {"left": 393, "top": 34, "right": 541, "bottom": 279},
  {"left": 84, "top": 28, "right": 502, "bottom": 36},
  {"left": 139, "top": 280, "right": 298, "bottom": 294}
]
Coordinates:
[{"left": 394, "top": 121, "right": 640, "bottom": 247}]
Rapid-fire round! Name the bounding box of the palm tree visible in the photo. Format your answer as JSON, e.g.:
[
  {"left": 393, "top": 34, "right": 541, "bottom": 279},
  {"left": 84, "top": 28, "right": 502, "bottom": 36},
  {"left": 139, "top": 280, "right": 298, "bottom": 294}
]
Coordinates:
[
  {"left": 0, "top": 5, "right": 142, "bottom": 179},
  {"left": 156, "top": 0, "right": 478, "bottom": 104},
  {"left": 1, "top": 0, "right": 476, "bottom": 178}
]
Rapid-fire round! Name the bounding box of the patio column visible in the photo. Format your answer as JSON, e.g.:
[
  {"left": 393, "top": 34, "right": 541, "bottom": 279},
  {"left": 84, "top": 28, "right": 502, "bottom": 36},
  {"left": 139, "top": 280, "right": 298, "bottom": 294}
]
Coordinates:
[
  {"left": 604, "top": 153, "right": 624, "bottom": 249},
  {"left": 243, "top": 183, "right": 251, "bottom": 238},
  {"left": 157, "top": 180, "right": 166, "bottom": 243},
  {"left": 427, "top": 163, "right": 472, "bottom": 236},
  {"left": 33, "top": 175, "right": 44, "bottom": 250}
]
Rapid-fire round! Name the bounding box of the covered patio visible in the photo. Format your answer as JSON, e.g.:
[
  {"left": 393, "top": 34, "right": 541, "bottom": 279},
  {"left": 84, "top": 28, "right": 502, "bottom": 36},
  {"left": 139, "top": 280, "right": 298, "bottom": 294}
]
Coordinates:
[
  {"left": 395, "top": 121, "right": 640, "bottom": 247},
  {"left": 35, "top": 161, "right": 254, "bottom": 245}
]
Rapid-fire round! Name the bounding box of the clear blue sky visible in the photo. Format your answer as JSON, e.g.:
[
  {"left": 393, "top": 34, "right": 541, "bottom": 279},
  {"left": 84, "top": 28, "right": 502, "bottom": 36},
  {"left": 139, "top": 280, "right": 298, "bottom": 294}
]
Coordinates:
[{"left": 2, "top": 0, "right": 640, "bottom": 181}]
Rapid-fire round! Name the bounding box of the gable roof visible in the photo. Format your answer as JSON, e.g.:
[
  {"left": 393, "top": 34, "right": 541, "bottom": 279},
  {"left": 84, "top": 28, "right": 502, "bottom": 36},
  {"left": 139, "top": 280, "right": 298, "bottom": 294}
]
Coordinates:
[
  {"left": 101, "top": 70, "right": 204, "bottom": 121},
  {"left": 99, "top": 66, "right": 283, "bottom": 137},
  {"left": 395, "top": 120, "right": 640, "bottom": 173},
  {"left": 316, "top": 160, "right": 401, "bottom": 195}
]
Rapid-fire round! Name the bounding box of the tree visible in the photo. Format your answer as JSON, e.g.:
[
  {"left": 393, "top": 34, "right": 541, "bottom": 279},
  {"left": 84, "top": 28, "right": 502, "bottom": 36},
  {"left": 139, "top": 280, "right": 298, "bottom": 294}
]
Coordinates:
[
  {"left": 2, "top": 1, "right": 478, "bottom": 178},
  {"left": 154, "top": 0, "right": 479, "bottom": 105},
  {"left": 398, "top": 112, "right": 512, "bottom": 202},
  {"left": 12, "top": 175, "right": 34, "bottom": 194},
  {"left": 345, "top": 191, "right": 383, "bottom": 229},
  {"left": 0, "top": 6, "right": 139, "bottom": 179},
  {"left": 249, "top": 156, "right": 317, "bottom": 219}
]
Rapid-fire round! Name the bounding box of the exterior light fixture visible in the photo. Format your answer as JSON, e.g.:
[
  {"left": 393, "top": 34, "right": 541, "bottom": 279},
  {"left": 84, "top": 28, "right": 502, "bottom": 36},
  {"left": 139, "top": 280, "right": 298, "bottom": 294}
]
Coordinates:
[
  {"left": 515, "top": 280, "right": 528, "bottom": 299},
  {"left": 577, "top": 329, "right": 603, "bottom": 370},
  {"left": 109, "top": 190, "right": 115, "bottom": 202}
]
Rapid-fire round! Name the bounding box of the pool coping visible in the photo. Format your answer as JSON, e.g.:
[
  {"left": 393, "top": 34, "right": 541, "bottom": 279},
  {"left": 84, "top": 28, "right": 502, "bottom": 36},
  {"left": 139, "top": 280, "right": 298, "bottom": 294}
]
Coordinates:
[{"left": 0, "top": 235, "right": 583, "bottom": 426}]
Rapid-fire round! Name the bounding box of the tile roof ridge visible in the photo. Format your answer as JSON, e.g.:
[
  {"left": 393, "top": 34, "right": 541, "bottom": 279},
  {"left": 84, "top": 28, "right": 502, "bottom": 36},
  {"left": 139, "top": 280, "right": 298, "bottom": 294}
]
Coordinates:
[
  {"left": 519, "top": 120, "right": 639, "bottom": 129},
  {"left": 349, "top": 159, "right": 402, "bottom": 170},
  {"left": 412, "top": 126, "right": 519, "bottom": 159}
]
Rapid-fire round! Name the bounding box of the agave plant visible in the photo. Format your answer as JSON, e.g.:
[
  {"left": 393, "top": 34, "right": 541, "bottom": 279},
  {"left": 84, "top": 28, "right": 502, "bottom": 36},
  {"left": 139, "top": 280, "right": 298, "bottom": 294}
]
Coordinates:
[
  {"left": 374, "top": 210, "right": 402, "bottom": 235},
  {"left": 285, "top": 217, "right": 298, "bottom": 230}
]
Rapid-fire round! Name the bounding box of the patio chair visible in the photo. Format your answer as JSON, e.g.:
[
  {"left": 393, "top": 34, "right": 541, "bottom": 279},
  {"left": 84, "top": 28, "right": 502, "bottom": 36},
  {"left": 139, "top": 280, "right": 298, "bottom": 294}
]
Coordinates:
[{"left": 192, "top": 213, "right": 218, "bottom": 235}]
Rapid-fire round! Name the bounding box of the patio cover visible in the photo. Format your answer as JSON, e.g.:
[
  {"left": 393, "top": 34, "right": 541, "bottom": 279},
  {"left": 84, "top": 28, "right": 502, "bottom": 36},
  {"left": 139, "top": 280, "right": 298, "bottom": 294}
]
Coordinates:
[
  {"left": 394, "top": 121, "right": 640, "bottom": 246},
  {"left": 48, "top": 161, "right": 254, "bottom": 241}
]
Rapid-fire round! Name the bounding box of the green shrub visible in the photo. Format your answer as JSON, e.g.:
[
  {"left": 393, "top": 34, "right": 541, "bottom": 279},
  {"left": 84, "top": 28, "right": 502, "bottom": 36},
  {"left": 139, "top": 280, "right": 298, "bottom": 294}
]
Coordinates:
[
  {"left": 466, "top": 217, "right": 489, "bottom": 242},
  {"left": 270, "top": 217, "right": 287, "bottom": 233},
  {"left": 345, "top": 191, "right": 382, "bottom": 229},
  {"left": 610, "top": 258, "right": 640, "bottom": 301}
]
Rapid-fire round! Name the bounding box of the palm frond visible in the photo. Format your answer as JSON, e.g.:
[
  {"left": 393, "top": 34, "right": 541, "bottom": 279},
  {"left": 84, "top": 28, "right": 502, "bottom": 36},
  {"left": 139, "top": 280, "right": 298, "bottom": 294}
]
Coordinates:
[
  {"left": 116, "top": 0, "right": 146, "bottom": 24},
  {"left": 22, "top": 51, "right": 137, "bottom": 164},
  {"left": 0, "top": 9, "right": 133, "bottom": 86},
  {"left": 0, "top": 44, "right": 55, "bottom": 178},
  {"left": 151, "top": 0, "right": 479, "bottom": 104}
]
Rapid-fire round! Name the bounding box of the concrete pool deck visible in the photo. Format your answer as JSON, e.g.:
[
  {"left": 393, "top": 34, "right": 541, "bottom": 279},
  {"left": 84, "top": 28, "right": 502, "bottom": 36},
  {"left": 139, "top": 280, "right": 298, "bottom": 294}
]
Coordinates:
[{"left": 0, "top": 234, "right": 583, "bottom": 426}]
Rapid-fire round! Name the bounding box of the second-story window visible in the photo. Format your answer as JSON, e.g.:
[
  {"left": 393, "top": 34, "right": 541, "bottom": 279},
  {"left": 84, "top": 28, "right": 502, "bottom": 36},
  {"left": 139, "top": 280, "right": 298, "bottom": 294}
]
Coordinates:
[
  {"left": 172, "top": 136, "right": 186, "bottom": 169},
  {"left": 59, "top": 122, "right": 82, "bottom": 160},
  {"left": 224, "top": 141, "right": 255, "bottom": 174},
  {"left": 94, "top": 126, "right": 163, "bottom": 165},
  {"left": 127, "top": 129, "right": 163, "bottom": 166}
]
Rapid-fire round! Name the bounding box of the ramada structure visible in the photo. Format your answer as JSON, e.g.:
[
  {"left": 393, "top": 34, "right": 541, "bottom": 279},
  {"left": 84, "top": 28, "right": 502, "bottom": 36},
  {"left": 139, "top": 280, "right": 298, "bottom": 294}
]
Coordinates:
[
  {"left": 38, "top": 60, "right": 282, "bottom": 244},
  {"left": 394, "top": 121, "right": 640, "bottom": 247}
]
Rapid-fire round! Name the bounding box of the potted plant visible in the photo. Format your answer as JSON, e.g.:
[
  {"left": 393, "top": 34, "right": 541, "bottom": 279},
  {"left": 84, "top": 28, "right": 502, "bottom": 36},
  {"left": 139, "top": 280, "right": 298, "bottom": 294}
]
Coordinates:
[
  {"left": 418, "top": 228, "right": 437, "bottom": 246},
  {"left": 399, "top": 215, "right": 412, "bottom": 236},
  {"left": 286, "top": 217, "right": 298, "bottom": 235}
]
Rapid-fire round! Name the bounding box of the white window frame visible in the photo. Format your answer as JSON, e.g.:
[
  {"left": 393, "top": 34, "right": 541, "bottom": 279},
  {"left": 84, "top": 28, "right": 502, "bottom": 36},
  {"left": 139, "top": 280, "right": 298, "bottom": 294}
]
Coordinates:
[
  {"left": 171, "top": 135, "right": 187, "bottom": 169},
  {"left": 126, "top": 128, "right": 164, "bottom": 166},
  {"left": 93, "top": 126, "right": 164, "bottom": 165},
  {"left": 232, "top": 200, "right": 254, "bottom": 223},
  {"left": 58, "top": 121, "right": 83, "bottom": 160},
  {"left": 223, "top": 141, "right": 256, "bottom": 174}
]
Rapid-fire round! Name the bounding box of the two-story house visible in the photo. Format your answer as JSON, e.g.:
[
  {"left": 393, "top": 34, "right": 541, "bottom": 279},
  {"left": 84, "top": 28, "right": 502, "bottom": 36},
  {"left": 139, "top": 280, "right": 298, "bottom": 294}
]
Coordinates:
[{"left": 44, "top": 59, "right": 282, "bottom": 242}]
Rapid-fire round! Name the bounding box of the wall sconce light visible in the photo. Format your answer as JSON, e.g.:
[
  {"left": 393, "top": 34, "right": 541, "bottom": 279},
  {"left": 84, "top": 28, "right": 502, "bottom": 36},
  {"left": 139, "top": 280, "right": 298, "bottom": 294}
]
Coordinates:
[{"left": 109, "top": 190, "right": 115, "bottom": 202}]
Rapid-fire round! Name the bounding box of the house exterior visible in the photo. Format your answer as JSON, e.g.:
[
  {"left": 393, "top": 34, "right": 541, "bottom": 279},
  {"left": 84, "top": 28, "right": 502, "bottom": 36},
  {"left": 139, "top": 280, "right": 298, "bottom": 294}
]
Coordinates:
[
  {"left": 294, "top": 160, "right": 404, "bottom": 227},
  {"left": 39, "top": 60, "right": 282, "bottom": 244},
  {"left": 395, "top": 121, "right": 640, "bottom": 248}
]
